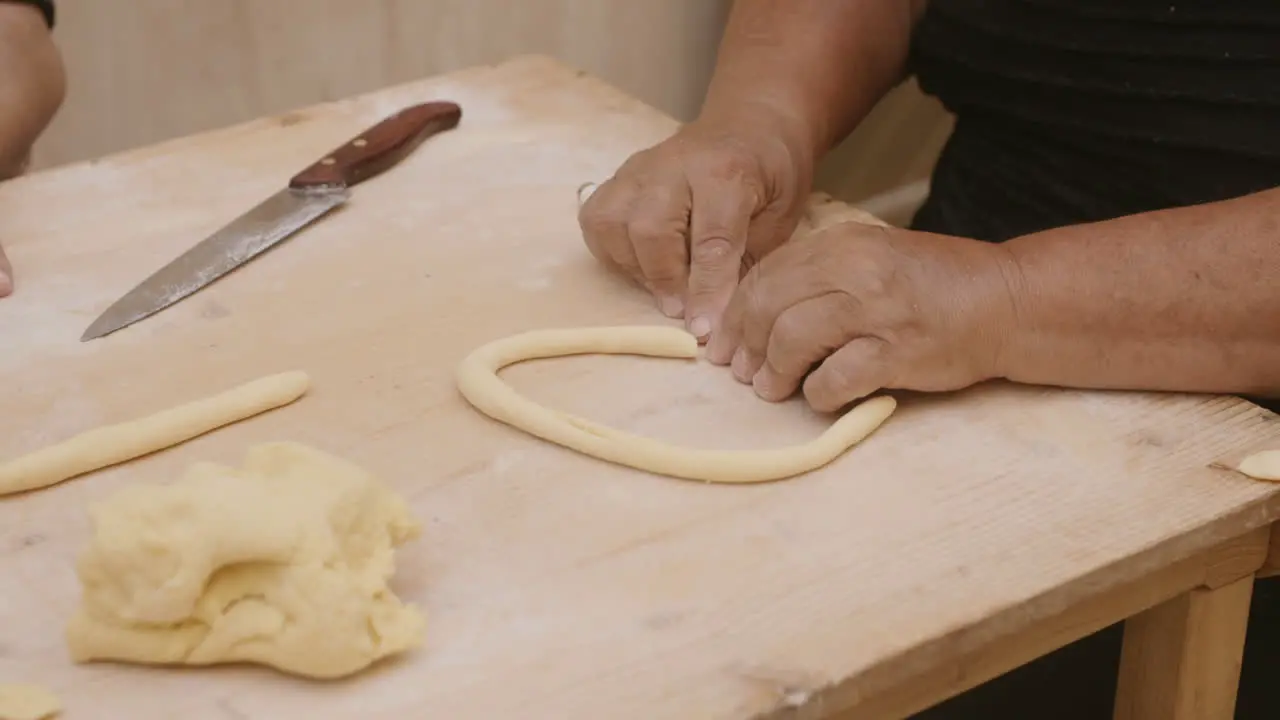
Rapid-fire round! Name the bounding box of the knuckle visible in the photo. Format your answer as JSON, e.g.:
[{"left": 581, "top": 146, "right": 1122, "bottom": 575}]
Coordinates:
[
  {"left": 822, "top": 362, "right": 857, "bottom": 394},
  {"left": 804, "top": 381, "right": 842, "bottom": 413},
  {"left": 688, "top": 261, "right": 739, "bottom": 302},
  {"left": 579, "top": 202, "right": 621, "bottom": 240},
  {"left": 627, "top": 215, "right": 684, "bottom": 246},
  {"left": 691, "top": 235, "right": 737, "bottom": 266},
  {"left": 642, "top": 264, "right": 683, "bottom": 285},
  {"left": 740, "top": 291, "right": 772, "bottom": 345},
  {"left": 687, "top": 275, "right": 732, "bottom": 301},
  {"left": 692, "top": 148, "right": 762, "bottom": 193},
  {"left": 704, "top": 153, "right": 749, "bottom": 182},
  {"left": 805, "top": 368, "right": 856, "bottom": 412},
  {"left": 767, "top": 311, "right": 805, "bottom": 357},
  {"left": 638, "top": 259, "right": 684, "bottom": 286},
  {"left": 578, "top": 180, "right": 632, "bottom": 225}
]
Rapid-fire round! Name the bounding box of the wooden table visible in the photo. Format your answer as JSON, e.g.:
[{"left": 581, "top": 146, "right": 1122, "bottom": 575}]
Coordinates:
[{"left": 3, "top": 55, "right": 1280, "bottom": 720}]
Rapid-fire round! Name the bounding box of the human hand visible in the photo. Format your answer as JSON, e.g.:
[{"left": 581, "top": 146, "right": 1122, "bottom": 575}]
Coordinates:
[
  {"left": 0, "top": 2, "right": 66, "bottom": 297},
  {"left": 577, "top": 103, "right": 816, "bottom": 341},
  {"left": 0, "top": 239, "right": 11, "bottom": 296},
  {"left": 705, "top": 221, "right": 1023, "bottom": 412},
  {"left": 0, "top": 150, "right": 31, "bottom": 296}
]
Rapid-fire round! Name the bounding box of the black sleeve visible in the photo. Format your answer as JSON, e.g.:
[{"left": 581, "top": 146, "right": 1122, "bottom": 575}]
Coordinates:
[{"left": 2, "top": 0, "right": 54, "bottom": 29}]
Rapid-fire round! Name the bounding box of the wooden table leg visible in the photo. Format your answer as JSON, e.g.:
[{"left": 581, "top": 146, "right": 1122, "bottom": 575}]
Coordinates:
[
  {"left": 1112, "top": 574, "right": 1255, "bottom": 720},
  {"left": 1259, "top": 523, "right": 1280, "bottom": 579},
  {"left": 820, "top": 527, "right": 1269, "bottom": 720}
]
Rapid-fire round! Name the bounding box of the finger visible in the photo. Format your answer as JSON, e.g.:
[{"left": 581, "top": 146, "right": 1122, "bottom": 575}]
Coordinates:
[
  {"left": 627, "top": 179, "right": 692, "bottom": 318},
  {"left": 577, "top": 178, "right": 644, "bottom": 285},
  {"left": 685, "top": 179, "right": 754, "bottom": 342},
  {"left": 803, "top": 337, "right": 892, "bottom": 413},
  {"left": 705, "top": 261, "right": 755, "bottom": 367},
  {"left": 710, "top": 238, "right": 829, "bottom": 375},
  {"left": 752, "top": 296, "right": 858, "bottom": 402},
  {"left": 0, "top": 242, "right": 12, "bottom": 297}
]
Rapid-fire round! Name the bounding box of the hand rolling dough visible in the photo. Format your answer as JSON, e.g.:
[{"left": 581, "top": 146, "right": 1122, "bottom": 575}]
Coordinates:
[
  {"left": 0, "top": 371, "right": 309, "bottom": 496},
  {"left": 65, "top": 441, "right": 425, "bottom": 679},
  {"left": 455, "top": 326, "right": 896, "bottom": 483},
  {"left": 0, "top": 685, "right": 59, "bottom": 720}
]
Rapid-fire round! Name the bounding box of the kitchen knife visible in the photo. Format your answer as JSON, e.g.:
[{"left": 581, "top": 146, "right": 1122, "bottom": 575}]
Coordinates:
[{"left": 81, "top": 100, "right": 463, "bottom": 342}]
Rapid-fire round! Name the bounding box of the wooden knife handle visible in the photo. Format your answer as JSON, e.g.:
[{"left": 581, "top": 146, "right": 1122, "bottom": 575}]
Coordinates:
[{"left": 288, "top": 100, "right": 462, "bottom": 189}]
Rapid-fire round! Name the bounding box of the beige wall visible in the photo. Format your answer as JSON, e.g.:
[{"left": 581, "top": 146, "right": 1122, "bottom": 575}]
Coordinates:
[
  {"left": 817, "top": 79, "right": 953, "bottom": 205},
  {"left": 34, "top": 0, "right": 951, "bottom": 206},
  {"left": 33, "top": 0, "right": 732, "bottom": 169}
]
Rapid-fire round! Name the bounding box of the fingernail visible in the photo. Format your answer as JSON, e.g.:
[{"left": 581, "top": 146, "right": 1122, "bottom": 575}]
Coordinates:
[
  {"left": 689, "top": 315, "right": 711, "bottom": 339},
  {"left": 731, "top": 347, "right": 752, "bottom": 383},
  {"left": 752, "top": 371, "right": 772, "bottom": 397},
  {"left": 659, "top": 295, "right": 684, "bottom": 318},
  {"left": 705, "top": 335, "right": 730, "bottom": 364},
  {"left": 752, "top": 372, "right": 788, "bottom": 402}
]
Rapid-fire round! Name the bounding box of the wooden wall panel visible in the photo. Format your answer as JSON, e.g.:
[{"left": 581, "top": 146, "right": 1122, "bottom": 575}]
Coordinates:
[
  {"left": 32, "top": 0, "right": 950, "bottom": 208},
  {"left": 32, "top": 0, "right": 732, "bottom": 169}
]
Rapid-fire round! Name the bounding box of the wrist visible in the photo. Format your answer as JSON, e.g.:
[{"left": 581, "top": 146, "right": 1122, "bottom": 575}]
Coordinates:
[
  {"left": 696, "top": 2, "right": 919, "bottom": 163},
  {"left": 975, "top": 242, "right": 1033, "bottom": 384},
  {"left": 696, "top": 92, "right": 820, "bottom": 168}
]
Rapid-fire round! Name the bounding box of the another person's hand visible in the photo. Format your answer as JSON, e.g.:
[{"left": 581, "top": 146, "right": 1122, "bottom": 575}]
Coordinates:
[
  {"left": 0, "top": 1, "right": 67, "bottom": 297},
  {"left": 705, "top": 222, "right": 1023, "bottom": 412},
  {"left": 577, "top": 104, "right": 816, "bottom": 341}
]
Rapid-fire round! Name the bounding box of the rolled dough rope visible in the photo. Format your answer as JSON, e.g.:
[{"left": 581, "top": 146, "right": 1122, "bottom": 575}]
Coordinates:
[
  {"left": 0, "top": 371, "right": 310, "bottom": 497},
  {"left": 454, "top": 326, "right": 897, "bottom": 483},
  {"left": 0, "top": 684, "right": 60, "bottom": 720}
]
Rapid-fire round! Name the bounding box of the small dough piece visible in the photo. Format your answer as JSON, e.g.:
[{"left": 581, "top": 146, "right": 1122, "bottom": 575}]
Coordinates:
[
  {"left": 0, "top": 685, "right": 59, "bottom": 720},
  {"left": 0, "top": 371, "right": 309, "bottom": 496},
  {"left": 455, "top": 326, "right": 896, "bottom": 483},
  {"left": 65, "top": 441, "right": 424, "bottom": 679},
  {"left": 795, "top": 191, "right": 890, "bottom": 233},
  {"left": 1236, "top": 450, "right": 1280, "bottom": 481}
]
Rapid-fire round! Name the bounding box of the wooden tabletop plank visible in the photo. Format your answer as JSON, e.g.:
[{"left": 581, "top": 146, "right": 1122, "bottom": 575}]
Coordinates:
[{"left": 2, "top": 55, "right": 1279, "bottom": 719}]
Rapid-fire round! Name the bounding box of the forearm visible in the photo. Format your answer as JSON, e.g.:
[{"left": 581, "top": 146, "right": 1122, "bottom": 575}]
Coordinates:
[
  {"left": 0, "top": 3, "right": 65, "bottom": 177},
  {"left": 996, "top": 187, "right": 1280, "bottom": 398},
  {"left": 698, "top": 0, "right": 925, "bottom": 159}
]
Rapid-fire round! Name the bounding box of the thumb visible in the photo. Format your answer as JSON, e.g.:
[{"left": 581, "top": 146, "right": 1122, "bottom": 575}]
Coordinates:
[
  {"left": 802, "top": 337, "right": 892, "bottom": 413},
  {"left": 684, "top": 181, "right": 754, "bottom": 342},
  {"left": 0, "top": 243, "right": 12, "bottom": 298}
]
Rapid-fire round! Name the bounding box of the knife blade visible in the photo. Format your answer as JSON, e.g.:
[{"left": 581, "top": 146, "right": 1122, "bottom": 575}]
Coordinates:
[{"left": 81, "top": 100, "right": 463, "bottom": 342}]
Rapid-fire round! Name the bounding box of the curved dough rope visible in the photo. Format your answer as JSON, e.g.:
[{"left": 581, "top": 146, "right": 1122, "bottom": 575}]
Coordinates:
[
  {"left": 0, "top": 371, "right": 310, "bottom": 497},
  {"left": 455, "top": 326, "right": 897, "bottom": 483}
]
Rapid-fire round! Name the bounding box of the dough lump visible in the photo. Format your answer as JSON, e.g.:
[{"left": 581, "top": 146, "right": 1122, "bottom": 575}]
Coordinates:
[
  {"left": 0, "top": 685, "right": 59, "bottom": 720},
  {"left": 455, "top": 325, "right": 896, "bottom": 483},
  {"left": 65, "top": 442, "right": 425, "bottom": 679},
  {"left": 0, "top": 371, "right": 309, "bottom": 497},
  {"left": 1235, "top": 449, "right": 1280, "bottom": 481}
]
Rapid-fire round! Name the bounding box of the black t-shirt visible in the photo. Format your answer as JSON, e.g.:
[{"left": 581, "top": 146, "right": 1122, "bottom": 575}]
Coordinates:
[
  {"left": 907, "top": 0, "right": 1280, "bottom": 243},
  {"left": 905, "top": 1, "right": 1280, "bottom": 411}
]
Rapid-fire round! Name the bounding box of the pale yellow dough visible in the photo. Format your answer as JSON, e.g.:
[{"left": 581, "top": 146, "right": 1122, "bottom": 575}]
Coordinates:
[
  {"left": 65, "top": 441, "right": 424, "bottom": 680},
  {"left": 0, "top": 685, "right": 60, "bottom": 720},
  {"left": 455, "top": 326, "right": 897, "bottom": 483},
  {"left": 0, "top": 371, "right": 310, "bottom": 496},
  {"left": 1235, "top": 449, "right": 1280, "bottom": 481}
]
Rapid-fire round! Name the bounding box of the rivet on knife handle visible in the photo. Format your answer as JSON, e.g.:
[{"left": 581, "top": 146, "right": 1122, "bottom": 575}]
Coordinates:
[{"left": 289, "top": 100, "right": 463, "bottom": 189}]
